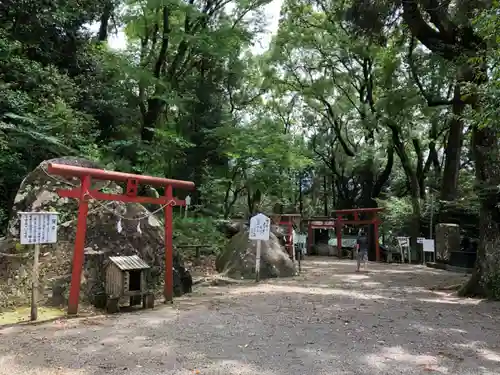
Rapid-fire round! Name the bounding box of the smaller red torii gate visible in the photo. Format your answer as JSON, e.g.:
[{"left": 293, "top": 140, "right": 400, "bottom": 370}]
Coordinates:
[
  {"left": 307, "top": 208, "right": 383, "bottom": 261},
  {"left": 47, "top": 163, "right": 195, "bottom": 315},
  {"left": 270, "top": 214, "right": 301, "bottom": 258}
]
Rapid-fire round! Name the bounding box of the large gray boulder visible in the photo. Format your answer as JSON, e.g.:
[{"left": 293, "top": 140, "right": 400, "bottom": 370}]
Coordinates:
[
  {"left": 216, "top": 229, "right": 297, "bottom": 279},
  {"left": 1, "top": 157, "right": 189, "bottom": 309}
]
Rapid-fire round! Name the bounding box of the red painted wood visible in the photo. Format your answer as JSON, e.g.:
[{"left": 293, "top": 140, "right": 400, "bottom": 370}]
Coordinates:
[
  {"left": 164, "top": 185, "right": 174, "bottom": 303},
  {"left": 306, "top": 209, "right": 384, "bottom": 261},
  {"left": 67, "top": 175, "right": 91, "bottom": 315},
  {"left": 57, "top": 188, "right": 186, "bottom": 206},
  {"left": 49, "top": 165, "right": 194, "bottom": 315},
  {"left": 48, "top": 163, "right": 195, "bottom": 190}
]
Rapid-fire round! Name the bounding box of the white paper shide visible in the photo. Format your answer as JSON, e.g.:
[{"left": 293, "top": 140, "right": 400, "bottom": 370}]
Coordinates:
[{"left": 19, "top": 212, "right": 59, "bottom": 245}]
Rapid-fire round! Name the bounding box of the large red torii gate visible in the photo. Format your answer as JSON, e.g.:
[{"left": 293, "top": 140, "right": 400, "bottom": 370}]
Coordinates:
[{"left": 47, "top": 163, "right": 195, "bottom": 315}]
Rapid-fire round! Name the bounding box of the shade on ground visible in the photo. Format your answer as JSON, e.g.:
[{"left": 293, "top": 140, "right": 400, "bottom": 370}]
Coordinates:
[{"left": 0, "top": 258, "right": 499, "bottom": 375}]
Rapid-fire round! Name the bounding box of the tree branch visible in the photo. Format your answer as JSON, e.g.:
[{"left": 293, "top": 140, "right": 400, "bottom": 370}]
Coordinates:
[
  {"left": 153, "top": 6, "right": 170, "bottom": 79},
  {"left": 407, "top": 37, "right": 454, "bottom": 107}
]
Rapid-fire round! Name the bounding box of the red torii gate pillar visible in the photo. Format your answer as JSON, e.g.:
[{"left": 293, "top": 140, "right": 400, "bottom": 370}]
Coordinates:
[{"left": 47, "top": 163, "right": 195, "bottom": 315}]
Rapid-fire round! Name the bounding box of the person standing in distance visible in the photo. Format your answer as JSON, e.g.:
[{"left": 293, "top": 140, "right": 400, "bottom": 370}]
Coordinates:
[{"left": 356, "top": 227, "right": 369, "bottom": 272}]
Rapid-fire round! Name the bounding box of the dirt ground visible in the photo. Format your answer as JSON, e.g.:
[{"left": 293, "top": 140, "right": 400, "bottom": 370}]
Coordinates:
[{"left": 1, "top": 258, "right": 499, "bottom": 375}]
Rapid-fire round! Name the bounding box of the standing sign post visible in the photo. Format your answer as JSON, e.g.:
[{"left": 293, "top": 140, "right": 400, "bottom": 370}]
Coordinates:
[
  {"left": 294, "top": 233, "right": 307, "bottom": 273},
  {"left": 416, "top": 237, "right": 425, "bottom": 264},
  {"left": 19, "top": 212, "right": 59, "bottom": 321},
  {"left": 422, "top": 239, "right": 435, "bottom": 263},
  {"left": 396, "top": 236, "right": 410, "bottom": 263},
  {"left": 249, "top": 213, "right": 271, "bottom": 282}
]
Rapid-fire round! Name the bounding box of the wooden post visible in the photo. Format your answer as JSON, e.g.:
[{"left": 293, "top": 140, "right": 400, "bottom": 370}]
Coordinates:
[
  {"left": 336, "top": 215, "right": 343, "bottom": 257},
  {"left": 297, "top": 248, "right": 301, "bottom": 273},
  {"left": 30, "top": 243, "right": 40, "bottom": 321},
  {"left": 184, "top": 195, "right": 191, "bottom": 219},
  {"left": 308, "top": 222, "right": 313, "bottom": 254},
  {"left": 255, "top": 240, "right": 262, "bottom": 282}
]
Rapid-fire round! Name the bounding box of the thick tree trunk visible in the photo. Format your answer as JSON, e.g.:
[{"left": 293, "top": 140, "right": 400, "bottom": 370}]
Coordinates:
[
  {"left": 97, "top": 2, "right": 114, "bottom": 43},
  {"left": 323, "top": 175, "right": 328, "bottom": 216},
  {"left": 460, "top": 125, "right": 500, "bottom": 299},
  {"left": 440, "top": 84, "right": 465, "bottom": 203},
  {"left": 298, "top": 173, "right": 303, "bottom": 216},
  {"left": 389, "top": 124, "right": 421, "bottom": 241},
  {"left": 399, "top": 0, "right": 497, "bottom": 296},
  {"left": 330, "top": 174, "right": 336, "bottom": 210}
]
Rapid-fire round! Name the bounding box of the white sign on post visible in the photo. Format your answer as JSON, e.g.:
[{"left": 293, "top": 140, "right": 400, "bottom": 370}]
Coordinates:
[
  {"left": 19, "top": 212, "right": 59, "bottom": 322},
  {"left": 396, "top": 236, "right": 410, "bottom": 263},
  {"left": 249, "top": 213, "right": 271, "bottom": 241},
  {"left": 249, "top": 213, "right": 271, "bottom": 282},
  {"left": 396, "top": 236, "right": 409, "bottom": 247},
  {"left": 422, "top": 239, "right": 435, "bottom": 263},
  {"left": 19, "top": 212, "right": 59, "bottom": 245},
  {"left": 417, "top": 237, "right": 425, "bottom": 244},
  {"left": 422, "top": 239, "right": 435, "bottom": 252}
]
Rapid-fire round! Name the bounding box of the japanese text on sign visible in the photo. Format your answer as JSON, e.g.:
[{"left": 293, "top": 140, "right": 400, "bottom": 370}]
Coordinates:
[
  {"left": 19, "top": 212, "right": 59, "bottom": 245},
  {"left": 396, "top": 236, "right": 410, "bottom": 247},
  {"left": 249, "top": 213, "right": 271, "bottom": 241}
]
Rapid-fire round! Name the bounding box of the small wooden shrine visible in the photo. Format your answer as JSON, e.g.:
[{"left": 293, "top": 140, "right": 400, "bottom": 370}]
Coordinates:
[{"left": 105, "top": 255, "right": 153, "bottom": 313}]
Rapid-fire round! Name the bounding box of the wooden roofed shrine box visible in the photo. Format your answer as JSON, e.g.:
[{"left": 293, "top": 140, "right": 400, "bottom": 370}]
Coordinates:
[{"left": 105, "top": 255, "right": 154, "bottom": 313}]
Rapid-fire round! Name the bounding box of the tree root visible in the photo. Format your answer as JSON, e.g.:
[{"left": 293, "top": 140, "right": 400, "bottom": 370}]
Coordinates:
[
  {"left": 457, "top": 273, "right": 487, "bottom": 298},
  {"left": 429, "top": 283, "right": 463, "bottom": 291},
  {"left": 193, "top": 275, "right": 244, "bottom": 287}
]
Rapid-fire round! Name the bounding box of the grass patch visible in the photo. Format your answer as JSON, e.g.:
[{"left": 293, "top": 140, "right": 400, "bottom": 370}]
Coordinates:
[{"left": 0, "top": 306, "right": 65, "bottom": 326}]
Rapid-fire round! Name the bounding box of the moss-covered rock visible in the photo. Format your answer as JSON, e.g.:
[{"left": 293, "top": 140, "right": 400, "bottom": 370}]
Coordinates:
[{"left": 216, "top": 229, "right": 296, "bottom": 280}]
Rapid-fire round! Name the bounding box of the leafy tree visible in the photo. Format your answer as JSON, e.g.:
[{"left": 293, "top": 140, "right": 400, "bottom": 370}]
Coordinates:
[{"left": 1, "top": 0, "right": 500, "bottom": 300}]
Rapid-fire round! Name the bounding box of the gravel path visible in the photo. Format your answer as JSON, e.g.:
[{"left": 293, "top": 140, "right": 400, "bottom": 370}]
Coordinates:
[{"left": 1, "top": 258, "right": 500, "bottom": 375}]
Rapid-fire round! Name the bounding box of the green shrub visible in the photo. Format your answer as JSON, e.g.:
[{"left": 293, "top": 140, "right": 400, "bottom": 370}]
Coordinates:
[{"left": 173, "top": 216, "right": 227, "bottom": 257}]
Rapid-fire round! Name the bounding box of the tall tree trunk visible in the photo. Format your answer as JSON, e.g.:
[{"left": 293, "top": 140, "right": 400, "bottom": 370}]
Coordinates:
[
  {"left": 331, "top": 174, "right": 336, "bottom": 210},
  {"left": 399, "top": 0, "right": 497, "bottom": 296},
  {"left": 440, "top": 83, "right": 465, "bottom": 202},
  {"left": 323, "top": 175, "right": 328, "bottom": 216},
  {"left": 97, "top": 1, "right": 114, "bottom": 42},
  {"left": 439, "top": 82, "right": 466, "bottom": 224},
  {"left": 389, "top": 124, "right": 421, "bottom": 243},
  {"left": 460, "top": 124, "right": 500, "bottom": 298},
  {"left": 298, "top": 173, "right": 303, "bottom": 216}
]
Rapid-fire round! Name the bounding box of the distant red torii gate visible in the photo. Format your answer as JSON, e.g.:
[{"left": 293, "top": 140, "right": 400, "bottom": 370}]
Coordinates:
[
  {"left": 306, "top": 208, "right": 383, "bottom": 261},
  {"left": 47, "top": 163, "right": 195, "bottom": 315},
  {"left": 270, "top": 214, "right": 301, "bottom": 258}
]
